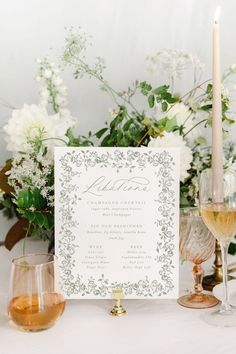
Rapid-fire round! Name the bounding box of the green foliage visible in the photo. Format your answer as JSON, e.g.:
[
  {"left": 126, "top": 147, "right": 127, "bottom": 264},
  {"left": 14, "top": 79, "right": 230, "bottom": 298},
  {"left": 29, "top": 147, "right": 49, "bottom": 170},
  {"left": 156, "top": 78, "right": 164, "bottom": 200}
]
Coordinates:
[
  {"left": 66, "top": 128, "right": 93, "bottom": 146},
  {"left": 228, "top": 241, "right": 236, "bottom": 255},
  {"left": 17, "top": 188, "right": 54, "bottom": 229},
  {"left": 148, "top": 95, "right": 155, "bottom": 108},
  {"left": 140, "top": 83, "right": 178, "bottom": 110},
  {"left": 95, "top": 128, "right": 108, "bottom": 139},
  {"left": 0, "top": 194, "right": 17, "bottom": 219},
  {"left": 99, "top": 106, "right": 147, "bottom": 147},
  {"left": 139, "top": 81, "right": 152, "bottom": 95}
]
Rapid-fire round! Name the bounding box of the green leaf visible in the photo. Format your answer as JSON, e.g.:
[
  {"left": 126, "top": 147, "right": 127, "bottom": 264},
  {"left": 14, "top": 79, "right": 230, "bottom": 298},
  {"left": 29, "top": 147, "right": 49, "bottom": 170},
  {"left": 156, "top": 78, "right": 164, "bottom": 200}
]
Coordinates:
[
  {"left": 110, "top": 114, "right": 123, "bottom": 130},
  {"left": 222, "top": 101, "right": 228, "bottom": 113},
  {"left": 228, "top": 242, "right": 236, "bottom": 255},
  {"left": 201, "top": 104, "right": 212, "bottom": 111},
  {"left": 165, "top": 117, "right": 177, "bottom": 132},
  {"left": 95, "top": 128, "right": 108, "bottom": 139},
  {"left": 156, "top": 117, "right": 168, "bottom": 127},
  {"left": 101, "top": 134, "right": 113, "bottom": 147},
  {"left": 206, "top": 83, "right": 213, "bottom": 94},
  {"left": 167, "top": 96, "right": 177, "bottom": 104},
  {"left": 153, "top": 85, "right": 169, "bottom": 95},
  {"left": 123, "top": 119, "right": 133, "bottom": 131},
  {"left": 180, "top": 195, "right": 191, "bottom": 207},
  {"left": 65, "top": 128, "right": 74, "bottom": 145},
  {"left": 162, "top": 102, "right": 168, "bottom": 112},
  {"left": 148, "top": 95, "right": 155, "bottom": 108},
  {"left": 140, "top": 81, "right": 152, "bottom": 95},
  {"left": 20, "top": 210, "right": 54, "bottom": 229}
]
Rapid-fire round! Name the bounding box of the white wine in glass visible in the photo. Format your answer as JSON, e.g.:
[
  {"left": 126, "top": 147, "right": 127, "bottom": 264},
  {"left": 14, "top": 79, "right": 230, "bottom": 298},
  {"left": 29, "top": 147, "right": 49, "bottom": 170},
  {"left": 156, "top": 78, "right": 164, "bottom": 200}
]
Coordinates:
[{"left": 200, "top": 169, "right": 236, "bottom": 327}]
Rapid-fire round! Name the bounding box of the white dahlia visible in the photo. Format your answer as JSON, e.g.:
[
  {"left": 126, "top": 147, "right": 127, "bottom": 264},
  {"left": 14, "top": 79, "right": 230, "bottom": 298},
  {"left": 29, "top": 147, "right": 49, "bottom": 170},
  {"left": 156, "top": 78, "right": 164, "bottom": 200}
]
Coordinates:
[
  {"left": 4, "top": 104, "right": 75, "bottom": 158},
  {"left": 148, "top": 131, "right": 193, "bottom": 182}
]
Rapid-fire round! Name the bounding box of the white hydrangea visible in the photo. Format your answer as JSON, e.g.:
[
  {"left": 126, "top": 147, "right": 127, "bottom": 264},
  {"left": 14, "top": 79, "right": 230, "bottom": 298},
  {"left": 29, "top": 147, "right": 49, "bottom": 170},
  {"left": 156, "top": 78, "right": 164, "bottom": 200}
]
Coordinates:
[
  {"left": 3, "top": 104, "right": 75, "bottom": 159},
  {"left": 148, "top": 131, "right": 193, "bottom": 182}
]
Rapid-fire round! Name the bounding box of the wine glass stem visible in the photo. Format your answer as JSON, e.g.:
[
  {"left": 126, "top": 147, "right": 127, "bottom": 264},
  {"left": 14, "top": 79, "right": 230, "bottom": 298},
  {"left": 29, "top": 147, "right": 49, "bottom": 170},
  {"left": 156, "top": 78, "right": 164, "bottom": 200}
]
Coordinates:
[
  {"left": 192, "top": 264, "right": 203, "bottom": 296},
  {"left": 220, "top": 242, "right": 231, "bottom": 311}
]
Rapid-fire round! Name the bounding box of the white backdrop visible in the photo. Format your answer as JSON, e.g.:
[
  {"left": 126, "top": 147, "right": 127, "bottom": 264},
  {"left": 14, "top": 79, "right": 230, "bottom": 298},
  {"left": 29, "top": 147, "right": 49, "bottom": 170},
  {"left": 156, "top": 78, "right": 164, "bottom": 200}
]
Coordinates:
[{"left": 1, "top": 0, "right": 236, "bottom": 238}]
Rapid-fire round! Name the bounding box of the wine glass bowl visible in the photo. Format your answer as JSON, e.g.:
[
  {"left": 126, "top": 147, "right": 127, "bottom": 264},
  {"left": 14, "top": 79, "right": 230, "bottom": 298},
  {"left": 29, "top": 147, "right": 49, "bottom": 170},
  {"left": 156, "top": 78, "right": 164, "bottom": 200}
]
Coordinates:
[
  {"left": 8, "top": 253, "right": 65, "bottom": 332},
  {"left": 178, "top": 208, "right": 219, "bottom": 308},
  {"left": 200, "top": 168, "right": 236, "bottom": 327}
]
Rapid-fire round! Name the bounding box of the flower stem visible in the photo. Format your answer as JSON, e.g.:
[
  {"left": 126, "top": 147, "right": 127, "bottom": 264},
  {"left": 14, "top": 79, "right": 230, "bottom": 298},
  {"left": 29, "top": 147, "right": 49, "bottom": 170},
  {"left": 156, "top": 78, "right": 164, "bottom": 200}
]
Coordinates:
[
  {"left": 136, "top": 131, "right": 149, "bottom": 147},
  {"left": 180, "top": 79, "right": 211, "bottom": 101},
  {"left": 23, "top": 223, "right": 31, "bottom": 255},
  {"left": 67, "top": 55, "right": 141, "bottom": 117},
  {"left": 41, "top": 137, "right": 68, "bottom": 145},
  {"left": 183, "top": 119, "right": 208, "bottom": 138}
]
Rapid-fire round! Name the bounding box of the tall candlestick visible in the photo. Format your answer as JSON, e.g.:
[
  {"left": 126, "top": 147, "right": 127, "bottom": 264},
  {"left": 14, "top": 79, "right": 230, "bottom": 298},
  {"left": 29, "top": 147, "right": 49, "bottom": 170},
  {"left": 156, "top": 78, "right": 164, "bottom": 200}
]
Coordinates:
[{"left": 212, "top": 6, "right": 224, "bottom": 203}]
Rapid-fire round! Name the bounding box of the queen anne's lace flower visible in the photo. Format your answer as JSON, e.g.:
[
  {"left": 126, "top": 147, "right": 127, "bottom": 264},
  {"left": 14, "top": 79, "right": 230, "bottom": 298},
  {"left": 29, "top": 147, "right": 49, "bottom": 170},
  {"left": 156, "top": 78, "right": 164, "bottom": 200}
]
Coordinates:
[
  {"left": 147, "top": 49, "right": 204, "bottom": 81},
  {"left": 148, "top": 131, "right": 193, "bottom": 182},
  {"left": 8, "top": 153, "right": 54, "bottom": 207},
  {"left": 3, "top": 104, "right": 75, "bottom": 158}
]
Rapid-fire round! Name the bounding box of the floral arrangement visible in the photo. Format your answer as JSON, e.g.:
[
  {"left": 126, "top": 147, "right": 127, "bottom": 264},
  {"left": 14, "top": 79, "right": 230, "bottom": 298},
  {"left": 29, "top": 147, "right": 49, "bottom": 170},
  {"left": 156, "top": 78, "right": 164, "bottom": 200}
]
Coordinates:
[{"left": 1, "top": 28, "right": 236, "bottom": 252}]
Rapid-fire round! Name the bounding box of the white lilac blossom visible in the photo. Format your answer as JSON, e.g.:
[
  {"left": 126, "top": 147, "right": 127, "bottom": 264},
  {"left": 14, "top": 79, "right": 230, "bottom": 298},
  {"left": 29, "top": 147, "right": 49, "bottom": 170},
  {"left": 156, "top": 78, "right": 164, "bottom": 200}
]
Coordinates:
[
  {"left": 8, "top": 153, "right": 54, "bottom": 207},
  {"left": 3, "top": 104, "right": 74, "bottom": 159},
  {"left": 146, "top": 49, "right": 204, "bottom": 81},
  {"left": 148, "top": 131, "right": 193, "bottom": 182}
]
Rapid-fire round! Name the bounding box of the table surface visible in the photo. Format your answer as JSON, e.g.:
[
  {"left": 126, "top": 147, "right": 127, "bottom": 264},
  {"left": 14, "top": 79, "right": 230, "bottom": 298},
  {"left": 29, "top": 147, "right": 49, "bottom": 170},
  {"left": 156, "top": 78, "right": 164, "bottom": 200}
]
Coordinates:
[{"left": 1, "top": 239, "right": 236, "bottom": 354}]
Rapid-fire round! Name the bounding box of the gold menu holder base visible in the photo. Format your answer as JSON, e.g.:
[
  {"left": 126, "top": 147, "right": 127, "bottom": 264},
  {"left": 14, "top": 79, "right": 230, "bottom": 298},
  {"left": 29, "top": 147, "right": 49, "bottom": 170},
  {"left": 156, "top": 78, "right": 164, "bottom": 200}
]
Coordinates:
[
  {"left": 110, "top": 288, "right": 126, "bottom": 317},
  {"left": 203, "top": 240, "right": 236, "bottom": 291}
]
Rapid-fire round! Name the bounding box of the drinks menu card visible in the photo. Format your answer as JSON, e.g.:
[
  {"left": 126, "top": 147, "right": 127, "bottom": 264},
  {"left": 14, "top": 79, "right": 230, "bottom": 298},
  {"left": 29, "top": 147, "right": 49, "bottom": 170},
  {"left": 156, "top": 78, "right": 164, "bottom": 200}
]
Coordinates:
[{"left": 55, "top": 147, "right": 179, "bottom": 299}]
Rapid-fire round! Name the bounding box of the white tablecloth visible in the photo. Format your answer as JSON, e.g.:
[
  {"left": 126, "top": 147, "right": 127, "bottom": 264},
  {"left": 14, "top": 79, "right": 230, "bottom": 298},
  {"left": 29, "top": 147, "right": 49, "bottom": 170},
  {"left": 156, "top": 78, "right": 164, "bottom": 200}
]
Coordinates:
[{"left": 1, "top": 239, "right": 236, "bottom": 354}]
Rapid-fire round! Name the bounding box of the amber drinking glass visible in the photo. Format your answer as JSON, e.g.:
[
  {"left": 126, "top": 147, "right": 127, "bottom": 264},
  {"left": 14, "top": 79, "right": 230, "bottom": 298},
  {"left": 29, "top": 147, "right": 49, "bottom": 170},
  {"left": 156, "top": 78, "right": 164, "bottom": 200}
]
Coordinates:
[
  {"left": 8, "top": 253, "right": 65, "bottom": 331},
  {"left": 178, "top": 208, "right": 219, "bottom": 309}
]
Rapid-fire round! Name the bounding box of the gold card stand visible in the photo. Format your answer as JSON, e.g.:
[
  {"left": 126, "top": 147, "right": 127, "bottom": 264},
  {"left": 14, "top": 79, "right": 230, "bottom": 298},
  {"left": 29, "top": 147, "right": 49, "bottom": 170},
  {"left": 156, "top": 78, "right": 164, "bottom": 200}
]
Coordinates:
[
  {"left": 110, "top": 288, "right": 126, "bottom": 316},
  {"left": 203, "top": 240, "right": 235, "bottom": 291}
]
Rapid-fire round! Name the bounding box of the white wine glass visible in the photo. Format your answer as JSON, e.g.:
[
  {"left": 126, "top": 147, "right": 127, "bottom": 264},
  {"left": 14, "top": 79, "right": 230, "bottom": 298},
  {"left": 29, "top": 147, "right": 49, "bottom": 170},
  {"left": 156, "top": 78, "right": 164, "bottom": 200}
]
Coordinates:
[{"left": 200, "top": 168, "right": 236, "bottom": 327}]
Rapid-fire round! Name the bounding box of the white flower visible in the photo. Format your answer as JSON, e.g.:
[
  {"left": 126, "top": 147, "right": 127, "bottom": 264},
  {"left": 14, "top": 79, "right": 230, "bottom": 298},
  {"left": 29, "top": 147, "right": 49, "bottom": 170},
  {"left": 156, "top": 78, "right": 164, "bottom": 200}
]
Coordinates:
[
  {"left": 146, "top": 49, "right": 204, "bottom": 81},
  {"left": 52, "top": 76, "right": 63, "bottom": 86},
  {"left": 167, "top": 102, "right": 200, "bottom": 144},
  {"left": 40, "top": 87, "right": 50, "bottom": 98},
  {"left": 153, "top": 102, "right": 202, "bottom": 146},
  {"left": 36, "top": 58, "right": 70, "bottom": 113},
  {"left": 35, "top": 75, "right": 41, "bottom": 82},
  {"left": 44, "top": 69, "right": 52, "bottom": 79},
  {"left": 108, "top": 108, "right": 119, "bottom": 118},
  {"left": 148, "top": 131, "right": 193, "bottom": 181},
  {"left": 3, "top": 104, "right": 75, "bottom": 159},
  {"left": 8, "top": 152, "right": 54, "bottom": 207},
  {"left": 230, "top": 64, "right": 236, "bottom": 72}
]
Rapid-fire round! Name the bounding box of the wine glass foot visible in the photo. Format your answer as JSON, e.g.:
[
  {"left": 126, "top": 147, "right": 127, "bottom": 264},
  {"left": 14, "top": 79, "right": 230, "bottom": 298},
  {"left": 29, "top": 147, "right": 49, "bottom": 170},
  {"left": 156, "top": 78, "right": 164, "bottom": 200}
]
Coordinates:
[
  {"left": 201, "top": 306, "right": 236, "bottom": 327},
  {"left": 177, "top": 293, "right": 219, "bottom": 309}
]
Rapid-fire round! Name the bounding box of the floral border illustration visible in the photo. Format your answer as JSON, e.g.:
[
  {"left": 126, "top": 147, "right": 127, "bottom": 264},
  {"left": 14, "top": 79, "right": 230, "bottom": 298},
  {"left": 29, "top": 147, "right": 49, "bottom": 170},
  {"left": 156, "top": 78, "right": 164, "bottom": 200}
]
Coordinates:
[{"left": 56, "top": 148, "right": 177, "bottom": 297}]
